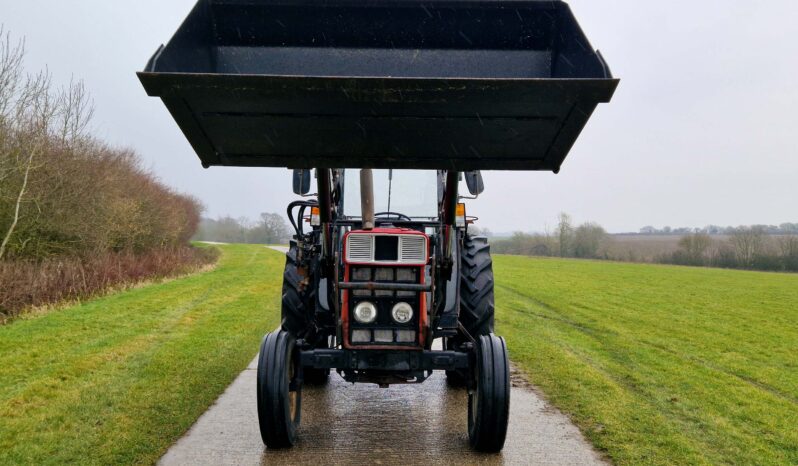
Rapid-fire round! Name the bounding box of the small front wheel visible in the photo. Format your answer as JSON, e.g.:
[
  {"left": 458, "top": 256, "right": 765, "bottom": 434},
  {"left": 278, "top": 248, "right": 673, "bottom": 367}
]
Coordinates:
[
  {"left": 468, "top": 334, "right": 510, "bottom": 452},
  {"left": 257, "top": 330, "right": 302, "bottom": 449}
]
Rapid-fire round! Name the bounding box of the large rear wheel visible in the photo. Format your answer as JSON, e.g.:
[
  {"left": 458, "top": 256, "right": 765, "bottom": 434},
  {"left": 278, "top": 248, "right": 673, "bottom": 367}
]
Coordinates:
[
  {"left": 281, "top": 241, "right": 316, "bottom": 338},
  {"left": 448, "top": 235, "right": 495, "bottom": 387},
  {"left": 281, "top": 242, "right": 328, "bottom": 385},
  {"left": 459, "top": 235, "right": 495, "bottom": 337},
  {"left": 468, "top": 334, "right": 510, "bottom": 452},
  {"left": 257, "top": 330, "right": 302, "bottom": 449}
]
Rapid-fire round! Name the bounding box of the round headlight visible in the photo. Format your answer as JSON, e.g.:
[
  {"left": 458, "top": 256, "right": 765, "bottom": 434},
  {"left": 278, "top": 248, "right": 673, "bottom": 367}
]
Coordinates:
[
  {"left": 354, "top": 301, "right": 377, "bottom": 324},
  {"left": 391, "top": 302, "right": 414, "bottom": 324}
]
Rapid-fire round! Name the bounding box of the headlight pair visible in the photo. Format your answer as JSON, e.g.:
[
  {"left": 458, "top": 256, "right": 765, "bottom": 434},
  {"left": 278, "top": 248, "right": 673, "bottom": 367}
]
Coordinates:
[{"left": 353, "top": 301, "right": 414, "bottom": 324}]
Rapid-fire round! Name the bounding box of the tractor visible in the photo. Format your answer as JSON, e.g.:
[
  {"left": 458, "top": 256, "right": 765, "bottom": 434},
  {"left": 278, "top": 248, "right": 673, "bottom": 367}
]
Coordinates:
[{"left": 139, "top": 0, "right": 617, "bottom": 453}]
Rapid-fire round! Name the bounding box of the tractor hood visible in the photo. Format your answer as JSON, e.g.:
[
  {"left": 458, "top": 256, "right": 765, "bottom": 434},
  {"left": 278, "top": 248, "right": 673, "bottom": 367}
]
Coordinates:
[{"left": 138, "top": 0, "right": 618, "bottom": 172}]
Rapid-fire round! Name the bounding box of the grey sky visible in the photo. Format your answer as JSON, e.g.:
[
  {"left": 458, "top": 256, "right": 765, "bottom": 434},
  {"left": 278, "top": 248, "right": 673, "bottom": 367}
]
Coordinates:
[{"left": 2, "top": 0, "right": 796, "bottom": 233}]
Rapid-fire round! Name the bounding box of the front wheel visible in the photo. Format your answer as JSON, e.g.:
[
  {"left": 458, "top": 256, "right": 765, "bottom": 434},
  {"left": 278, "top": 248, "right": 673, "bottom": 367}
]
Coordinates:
[
  {"left": 257, "top": 330, "right": 302, "bottom": 449},
  {"left": 468, "top": 334, "right": 510, "bottom": 452}
]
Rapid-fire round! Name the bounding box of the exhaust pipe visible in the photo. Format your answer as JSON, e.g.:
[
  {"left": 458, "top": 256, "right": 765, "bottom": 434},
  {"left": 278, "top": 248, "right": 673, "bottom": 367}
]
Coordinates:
[{"left": 360, "top": 169, "right": 375, "bottom": 230}]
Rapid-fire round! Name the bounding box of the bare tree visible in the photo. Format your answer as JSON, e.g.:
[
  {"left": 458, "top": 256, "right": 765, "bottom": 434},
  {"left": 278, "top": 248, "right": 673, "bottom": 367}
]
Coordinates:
[
  {"left": 0, "top": 34, "right": 53, "bottom": 260},
  {"left": 0, "top": 29, "right": 94, "bottom": 259},
  {"left": 573, "top": 222, "right": 607, "bottom": 259},
  {"left": 779, "top": 234, "right": 798, "bottom": 271},
  {"left": 729, "top": 226, "right": 765, "bottom": 268},
  {"left": 557, "top": 212, "right": 573, "bottom": 258},
  {"left": 678, "top": 232, "right": 713, "bottom": 265},
  {"left": 260, "top": 212, "right": 290, "bottom": 244},
  {"left": 0, "top": 27, "right": 24, "bottom": 124},
  {"left": 58, "top": 77, "right": 94, "bottom": 144}
]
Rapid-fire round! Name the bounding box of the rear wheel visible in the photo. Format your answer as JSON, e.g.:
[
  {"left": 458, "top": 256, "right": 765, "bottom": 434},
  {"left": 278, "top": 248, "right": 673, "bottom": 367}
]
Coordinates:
[
  {"left": 257, "top": 330, "right": 302, "bottom": 449},
  {"left": 447, "top": 235, "right": 495, "bottom": 387},
  {"left": 282, "top": 242, "right": 331, "bottom": 385},
  {"left": 460, "top": 236, "right": 495, "bottom": 337},
  {"left": 281, "top": 241, "right": 316, "bottom": 338},
  {"left": 468, "top": 334, "right": 510, "bottom": 452}
]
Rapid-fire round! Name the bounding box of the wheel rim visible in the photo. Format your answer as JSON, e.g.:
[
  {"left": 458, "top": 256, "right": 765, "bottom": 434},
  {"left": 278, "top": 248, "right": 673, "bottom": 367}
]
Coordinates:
[
  {"left": 288, "top": 351, "right": 298, "bottom": 421},
  {"left": 469, "top": 355, "right": 480, "bottom": 429}
]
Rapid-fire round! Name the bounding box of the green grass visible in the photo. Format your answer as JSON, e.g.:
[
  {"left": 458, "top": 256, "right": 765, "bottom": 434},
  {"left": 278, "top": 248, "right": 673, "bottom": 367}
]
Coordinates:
[
  {"left": 3, "top": 244, "right": 797, "bottom": 465},
  {"left": 0, "top": 244, "right": 283, "bottom": 465},
  {"left": 495, "top": 255, "right": 798, "bottom": 465}
]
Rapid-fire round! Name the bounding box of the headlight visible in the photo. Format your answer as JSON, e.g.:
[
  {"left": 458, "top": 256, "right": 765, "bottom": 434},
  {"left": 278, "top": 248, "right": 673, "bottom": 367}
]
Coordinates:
[
  {"left": 391, "top": 302, "right": 414, "bottom": 324},
  {"left": 354, "top": 301, "right": 377, "bottom": 324}
]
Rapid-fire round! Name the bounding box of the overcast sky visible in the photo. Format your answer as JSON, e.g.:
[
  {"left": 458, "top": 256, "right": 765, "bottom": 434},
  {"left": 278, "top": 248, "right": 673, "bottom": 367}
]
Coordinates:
[{"left": 2, "top": 0, "right": 796, "bottom": 233}]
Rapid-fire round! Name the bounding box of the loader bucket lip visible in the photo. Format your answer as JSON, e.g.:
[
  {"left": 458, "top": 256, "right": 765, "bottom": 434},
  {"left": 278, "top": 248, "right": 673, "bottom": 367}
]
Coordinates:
[
  {"left": 138, "top": 72, "right": 619, "bottom": 101},
  {"left": 140, "top": 71, "right": 618, "bottom": 90}
]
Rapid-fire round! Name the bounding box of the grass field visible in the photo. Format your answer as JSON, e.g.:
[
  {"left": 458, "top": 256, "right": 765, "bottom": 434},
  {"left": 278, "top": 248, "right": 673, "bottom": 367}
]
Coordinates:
[
  {"left": 495, "top": 255, "right": 798, "bottom": 465},
  {"left": 2, "top": 244, "right": 797, "bottom": 465},
  {"left": 0, "top": 244, "right": 282, "bottom": 465}
]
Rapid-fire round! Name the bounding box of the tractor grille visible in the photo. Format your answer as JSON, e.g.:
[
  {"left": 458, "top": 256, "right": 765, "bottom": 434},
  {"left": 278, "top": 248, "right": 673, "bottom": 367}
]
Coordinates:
[
  {"left": 400, "top": 236, "right": 427, "bottom": 263},
  {"left": 348, "top": 266, "right": 422, "bottom": 346},
  {"left": 346, "top": 233, "right": 427, "bottom": 265},
  {"left": 347, "top": 234, "right": 373, "bottom": 263}
]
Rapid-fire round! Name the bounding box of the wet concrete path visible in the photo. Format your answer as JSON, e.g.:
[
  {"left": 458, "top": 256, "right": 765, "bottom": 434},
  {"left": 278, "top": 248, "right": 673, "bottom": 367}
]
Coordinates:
[
  {"left": 158, "top": 247, "right": 607, "bottom": 465},
  {"left": 159, "top": 357, "right": 606, "bottom": 465}
]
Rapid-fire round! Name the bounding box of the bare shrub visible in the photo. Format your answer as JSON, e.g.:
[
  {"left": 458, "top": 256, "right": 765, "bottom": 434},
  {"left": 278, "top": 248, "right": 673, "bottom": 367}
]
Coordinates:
[
  {"left": 779, "top": 235, "right": 798, "bottom": 272},
  {"left": 729, "top": 227, "right": 766, "bottom": 269},
  {"left": 0, "top": 29, "right": 202, "bottom": 260},
  {"left": 491, "top": 232, "right": 556, "bottom": 257},
  {"left": 557, "top": 212, "right": 573, "bottom": 258},
  {"left": 667, "top": 233, "right": 714, "bottom": 266},
  {"left": 0, "top": 247, "right": 219, "bottom": 321},
  {"left": 572, "top": 223, "right": 607, "bottom": 259},
  {"left": 195, "top": 214, "right": 291, "bottom": 245},
  {"left": 0, "top": 28, "right": 212, "bottom": 320}
]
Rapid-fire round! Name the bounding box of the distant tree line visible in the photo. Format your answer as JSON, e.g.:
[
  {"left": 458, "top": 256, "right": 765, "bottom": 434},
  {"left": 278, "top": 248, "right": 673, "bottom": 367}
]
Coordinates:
[
  {"left": 662, "top": 228, "right": 798, "bottom": 272},
  {"left": 491, "top": 213, "right": 608, "bottom": 260},
  {"left": 194, "top": 214, "right": 291, "bottom": 245},
  {"left": 490, "top": 213, "right": 798, "bottom": 273},
  {"left": 638, "top": 223, "right": 798, "bottom": 236}
]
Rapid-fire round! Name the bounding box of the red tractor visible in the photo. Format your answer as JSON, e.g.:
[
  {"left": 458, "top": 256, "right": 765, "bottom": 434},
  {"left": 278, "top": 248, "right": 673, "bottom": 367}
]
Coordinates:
[{"left": 140, "top": 0, "right": 616, "bottom": 452}]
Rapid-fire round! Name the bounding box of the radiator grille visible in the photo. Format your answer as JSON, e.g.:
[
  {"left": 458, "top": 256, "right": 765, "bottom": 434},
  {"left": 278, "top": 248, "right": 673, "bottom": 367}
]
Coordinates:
[
  {"left": 347, "top": 235, "right": 373, "bottom": 262},
  {"left": 400, "top": 236, "right": 427, "bottom": 263},
  {"left": 346, "top": 233, "right": 427, "bottom": 264}
]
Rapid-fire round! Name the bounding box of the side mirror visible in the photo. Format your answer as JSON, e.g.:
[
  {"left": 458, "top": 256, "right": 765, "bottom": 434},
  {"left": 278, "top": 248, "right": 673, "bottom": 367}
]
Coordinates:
[
  {"left": 292, "top": 169, "right": 312, "bottom": 195},
  {"left": 465, "top": 171, "right": 485, "bottom": 196}
]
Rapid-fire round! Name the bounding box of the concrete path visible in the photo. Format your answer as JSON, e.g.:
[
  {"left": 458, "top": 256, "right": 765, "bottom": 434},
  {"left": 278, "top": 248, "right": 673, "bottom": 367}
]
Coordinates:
[{"left": 158, "top": 246, "right": 607, "bottom": 465}]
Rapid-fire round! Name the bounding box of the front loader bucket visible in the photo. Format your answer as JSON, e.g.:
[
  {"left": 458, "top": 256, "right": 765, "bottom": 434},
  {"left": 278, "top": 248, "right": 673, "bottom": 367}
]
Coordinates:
[{"left": 138, "top": 0, "right": 618, "bottom": 172}]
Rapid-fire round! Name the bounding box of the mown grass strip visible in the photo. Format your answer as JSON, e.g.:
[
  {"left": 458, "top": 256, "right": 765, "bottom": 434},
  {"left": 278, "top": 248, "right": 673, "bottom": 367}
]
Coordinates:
[
  {"left": 0, "top": 244, "right": 283, "bottom": 465},
  {"left": 495, "top": 255, "right": 798, "bottom": 465}
]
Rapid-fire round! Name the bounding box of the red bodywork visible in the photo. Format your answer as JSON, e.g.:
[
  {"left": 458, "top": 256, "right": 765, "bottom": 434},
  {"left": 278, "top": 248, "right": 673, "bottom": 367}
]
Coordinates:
[{"left": 342, "top": 228, "right": 430, "bottom": 350}]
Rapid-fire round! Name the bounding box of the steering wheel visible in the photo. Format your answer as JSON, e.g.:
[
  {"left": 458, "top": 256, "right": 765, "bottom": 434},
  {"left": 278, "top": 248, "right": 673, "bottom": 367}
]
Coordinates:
[{"left": 375, "top": 211, "right": 412, "bottom": 221}]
